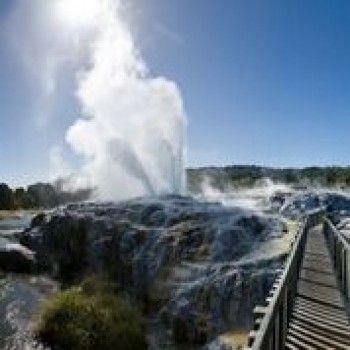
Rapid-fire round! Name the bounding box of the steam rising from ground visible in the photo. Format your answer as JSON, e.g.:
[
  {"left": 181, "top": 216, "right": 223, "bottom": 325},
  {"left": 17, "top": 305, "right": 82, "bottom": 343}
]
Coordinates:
[
  {"left": 197, "top": 177, "right": 293, "bottom": 212},
  {"left": 6, "top": 0, "right": 186, "bottom": 200}
]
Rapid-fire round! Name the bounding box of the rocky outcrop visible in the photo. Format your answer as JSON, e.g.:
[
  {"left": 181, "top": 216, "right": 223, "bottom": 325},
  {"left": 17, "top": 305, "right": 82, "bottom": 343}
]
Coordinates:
[
  {"left": 161, "top": 262, "right": 278, "bottom": 345},
  {"left": 29, "top": 212, "right": 47, "bottom": 228},
  {"left": 280, "top": 191, "right": 350, "bottom": 218},
  {"left": 0, "top": 240, "right": 36, "bottom": 273},
  {"left": 20, "top": 195, "right": 288, "bottom": 347}
]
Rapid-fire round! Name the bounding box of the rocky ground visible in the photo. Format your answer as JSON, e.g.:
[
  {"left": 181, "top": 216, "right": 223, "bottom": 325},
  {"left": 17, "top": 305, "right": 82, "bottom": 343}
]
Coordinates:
[
  {"left": 2, "top": 190, "right": 350, "bottom": 349},
  {"left": 18, "top": 196, "right": 287, "bottom": 348}
]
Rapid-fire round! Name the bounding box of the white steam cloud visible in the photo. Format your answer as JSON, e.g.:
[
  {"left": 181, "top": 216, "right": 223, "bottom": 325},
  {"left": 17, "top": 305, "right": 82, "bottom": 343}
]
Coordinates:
[
  {"left": 66, "top": 0, "right": 187, "bottom": 200},
  {"left": 197, "top": 176, "right": 294, "bottom": 212},
  {"left": 5, "top": 0, "right": 186, "bottom": 200}
]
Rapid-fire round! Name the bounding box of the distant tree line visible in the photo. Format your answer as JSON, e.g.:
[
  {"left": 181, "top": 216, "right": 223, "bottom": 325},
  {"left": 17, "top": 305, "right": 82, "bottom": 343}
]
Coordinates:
[
  {"left": 0, "top": 181, "right": 92, "bottom": 210},
  {"left": 187, "top": 165, "right": 350, "bottom": 193}
]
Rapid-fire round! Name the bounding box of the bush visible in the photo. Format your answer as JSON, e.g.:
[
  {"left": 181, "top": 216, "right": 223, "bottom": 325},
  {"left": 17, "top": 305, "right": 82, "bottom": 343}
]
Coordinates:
[{"left": 34, "top": 282, "right": 147, "bottom": 350}]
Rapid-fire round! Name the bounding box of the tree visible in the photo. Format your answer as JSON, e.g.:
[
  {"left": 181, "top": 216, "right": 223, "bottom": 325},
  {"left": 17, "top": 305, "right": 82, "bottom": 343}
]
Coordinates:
[
  {"left": 27, "top": 183, "right": 59, "bottom": 208},
  {"left": 14, "top": 187, "right": 33, "bottom": 209},
  {"left": 0, "top": 183, "right": 14, "bottom": 210}
]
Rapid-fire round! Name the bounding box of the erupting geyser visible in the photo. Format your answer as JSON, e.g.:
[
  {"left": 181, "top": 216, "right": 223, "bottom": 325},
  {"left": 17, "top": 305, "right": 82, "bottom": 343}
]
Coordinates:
[
  {"left": 8, "top": 0, "right": 187, "bottom": 201},
  {"left": 65, "top": 0, "right": 187, "bottom": 200}
]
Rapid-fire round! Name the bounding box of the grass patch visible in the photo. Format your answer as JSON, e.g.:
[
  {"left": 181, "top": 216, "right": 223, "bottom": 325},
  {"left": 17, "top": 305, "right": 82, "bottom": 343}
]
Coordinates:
[
  {"left": 34, "top": 277, "right": 147, "bottom": 350},
  {"left": 0, "top": 209, "right": 40, "bottom": 223},
  {"left": 221, "top": 329, "right": 249, "bottom": 348}
]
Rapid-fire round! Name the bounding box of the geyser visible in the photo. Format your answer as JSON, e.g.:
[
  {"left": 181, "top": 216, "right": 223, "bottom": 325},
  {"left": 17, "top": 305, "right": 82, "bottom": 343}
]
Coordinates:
[
  {"left": 65, "top": 0, "right": 187, "bottom": 200},
  {"left": 7, "top": 0, "right": 186, "bottom": 201}
]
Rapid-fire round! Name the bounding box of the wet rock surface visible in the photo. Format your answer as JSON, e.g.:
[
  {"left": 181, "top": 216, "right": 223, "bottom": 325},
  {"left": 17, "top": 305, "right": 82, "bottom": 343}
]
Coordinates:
[
  {"left": 0, "top": 214, "right": 56, "bottom": 350},
  {"left": 4, "top": 190, "right": 350, "bottom": 349},
  {"left": 0, "top": 275, "right": 56, "bottom": 350},
  {"left": 280, "top": 191, "right": 350, "bottom": 218},
  {"left": 0, "top": 215, "right": 36, "bottom": 273},
  {"left": 20, "top": 195, "right": 289, "bottom": 347},
  {"left": 0, "top": 240, "right": 36, "bottom": 273}
]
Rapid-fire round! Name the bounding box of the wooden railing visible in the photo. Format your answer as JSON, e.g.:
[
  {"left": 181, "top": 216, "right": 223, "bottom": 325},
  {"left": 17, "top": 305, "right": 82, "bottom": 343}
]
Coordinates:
[
  {"left": 324, "top": 217, "right": 350, "bottom": 301},
  {"left": 244, "top": 210, "right": 323, "bottom": 350}
]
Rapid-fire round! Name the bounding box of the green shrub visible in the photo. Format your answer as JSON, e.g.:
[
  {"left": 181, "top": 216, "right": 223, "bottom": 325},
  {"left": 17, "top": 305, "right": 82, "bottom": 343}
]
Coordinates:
[{"left": 34, "top": 282, "right": 147, "bottom": 350}]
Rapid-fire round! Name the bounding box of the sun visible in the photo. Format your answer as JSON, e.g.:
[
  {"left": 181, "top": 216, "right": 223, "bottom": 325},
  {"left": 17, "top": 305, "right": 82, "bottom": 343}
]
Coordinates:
[{"left": 55, "top": 0, "right": 102, "bottom": 29}]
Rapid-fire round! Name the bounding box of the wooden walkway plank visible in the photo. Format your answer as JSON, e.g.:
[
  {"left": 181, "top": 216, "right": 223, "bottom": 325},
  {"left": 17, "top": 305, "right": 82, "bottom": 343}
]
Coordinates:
[{"left": 285, "top": 225, "right": 350, "bottom": 349}]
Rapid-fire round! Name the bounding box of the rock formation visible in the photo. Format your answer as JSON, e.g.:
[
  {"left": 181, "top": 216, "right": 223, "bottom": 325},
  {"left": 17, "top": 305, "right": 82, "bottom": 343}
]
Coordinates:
[{"left": 20, "top": 195, "right": 287, "bottom": 347}]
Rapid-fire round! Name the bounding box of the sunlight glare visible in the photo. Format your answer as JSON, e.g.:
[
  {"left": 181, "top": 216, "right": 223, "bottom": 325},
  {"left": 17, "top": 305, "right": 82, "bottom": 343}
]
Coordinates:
[{"left": 55, "top": 0, "right": 102, "bottom": 29}]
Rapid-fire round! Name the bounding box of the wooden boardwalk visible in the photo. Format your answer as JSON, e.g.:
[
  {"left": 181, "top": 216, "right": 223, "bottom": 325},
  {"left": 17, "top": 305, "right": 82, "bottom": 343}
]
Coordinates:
[{"left": 285, "top": 226, "right": 350, "bottom": 350}]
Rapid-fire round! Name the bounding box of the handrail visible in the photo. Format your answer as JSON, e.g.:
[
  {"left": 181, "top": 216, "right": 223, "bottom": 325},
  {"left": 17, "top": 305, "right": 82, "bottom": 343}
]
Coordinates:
[
  {"left": 324, "top": 217, "right": 350, "bottom": 300},
  {"left": 244, "top": 210, "right": 324, "bottom": 350},
  {"left": 324, "top": 217, "right": 350, "bottom": 250}
]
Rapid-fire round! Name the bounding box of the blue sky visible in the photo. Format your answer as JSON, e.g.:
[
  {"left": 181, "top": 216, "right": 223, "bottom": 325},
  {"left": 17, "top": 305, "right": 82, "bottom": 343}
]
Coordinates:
[{"left": 1, "top": 0, "right": 350, "bottom": 185}]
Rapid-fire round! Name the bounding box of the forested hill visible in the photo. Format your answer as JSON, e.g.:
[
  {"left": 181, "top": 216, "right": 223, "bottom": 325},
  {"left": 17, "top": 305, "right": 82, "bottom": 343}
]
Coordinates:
[
  {"left": 187, "top": 165, "right": 350, "bottom": 193},
  {"left": 0, "top": 181, "right": 92, "bottom": 210}
]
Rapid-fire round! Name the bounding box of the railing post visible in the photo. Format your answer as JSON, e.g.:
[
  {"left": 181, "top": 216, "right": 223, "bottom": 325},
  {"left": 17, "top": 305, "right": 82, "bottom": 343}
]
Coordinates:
[
  {"left": 343, "top": 248, "right": 350, "bottom": 300},
  {"left": 346, "top": 250, "right": 350, "bottom": 300},
  {"left": 333, "top": 236, "right": 336, "bottom": 269},
  {"left": 324, "top": 217, "right": 350, "bottom": 301},
  {"left": 280, "top": 288, "right": 288, "bottom": 350},
  {"left": 274, "top": 309, "right": 280, "bottom": 350},
  {"left": 341, "top": 248, "right": 345, "bottom": 293},
  {"left": 335, "top": 238, "right": 339, "bottom": 275},
  {"left": 337, "top": 240, "right": 342, "bottom": 279}
]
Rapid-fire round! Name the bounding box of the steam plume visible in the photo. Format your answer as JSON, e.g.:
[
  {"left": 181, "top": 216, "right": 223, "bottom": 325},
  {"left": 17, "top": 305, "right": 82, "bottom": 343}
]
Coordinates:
[
  {"left": 66, "top": 0, "right": 187, "bottom": 200},
  {"left": 5, "top": 0, "right": 187, "bottom": 200}
]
